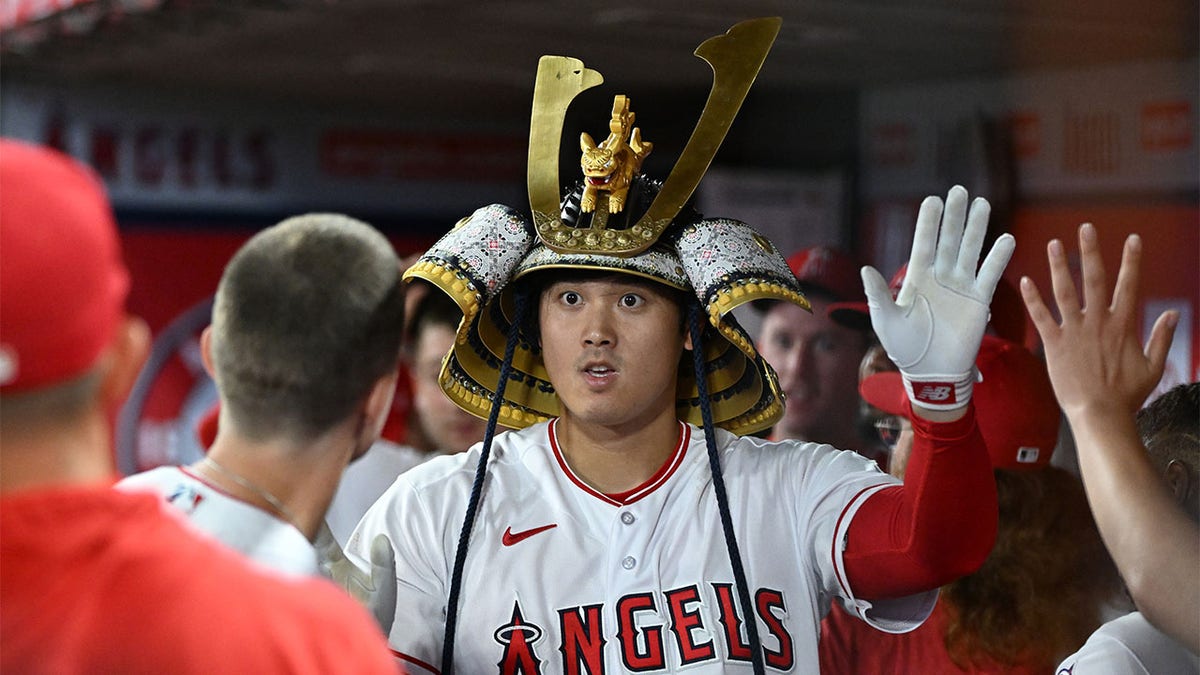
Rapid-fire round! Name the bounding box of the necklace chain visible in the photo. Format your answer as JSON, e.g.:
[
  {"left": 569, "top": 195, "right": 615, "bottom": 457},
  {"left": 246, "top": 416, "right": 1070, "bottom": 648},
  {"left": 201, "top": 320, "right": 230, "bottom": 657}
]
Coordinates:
[{"left": 201, "top": 456, "right": 302, "bottom": 532}]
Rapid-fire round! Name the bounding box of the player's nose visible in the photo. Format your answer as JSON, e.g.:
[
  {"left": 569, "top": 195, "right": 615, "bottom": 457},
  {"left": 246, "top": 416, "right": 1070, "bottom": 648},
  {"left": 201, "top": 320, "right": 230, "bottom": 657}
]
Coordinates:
[
  {"left": 778, "top": 343, "right": 813, "bottom": 384},
  {"left": 581, "top": 306, "right": 615, "bottom": 347}
]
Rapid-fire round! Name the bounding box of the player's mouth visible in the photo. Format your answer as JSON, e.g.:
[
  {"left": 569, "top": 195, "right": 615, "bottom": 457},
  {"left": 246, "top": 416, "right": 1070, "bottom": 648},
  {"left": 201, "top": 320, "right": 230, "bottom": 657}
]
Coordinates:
[{"left": 580, "top": 361, "right": 618, "bottom": 387}]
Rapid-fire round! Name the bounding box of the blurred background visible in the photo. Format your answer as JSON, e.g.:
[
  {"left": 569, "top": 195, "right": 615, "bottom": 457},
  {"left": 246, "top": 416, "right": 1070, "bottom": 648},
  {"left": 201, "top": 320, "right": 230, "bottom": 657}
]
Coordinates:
[{"left": 3, "top": 0, "right": 1196, "bottom": 469}]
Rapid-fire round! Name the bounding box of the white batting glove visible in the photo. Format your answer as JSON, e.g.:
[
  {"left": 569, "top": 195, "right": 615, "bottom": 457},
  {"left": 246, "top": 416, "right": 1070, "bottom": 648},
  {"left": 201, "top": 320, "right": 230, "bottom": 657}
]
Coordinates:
[
  {"left": 863, "top": 185, "right": 1015, "bottom": 411},
  {"left": 315, "top": 522, "right": 397, "bottom": 634}
]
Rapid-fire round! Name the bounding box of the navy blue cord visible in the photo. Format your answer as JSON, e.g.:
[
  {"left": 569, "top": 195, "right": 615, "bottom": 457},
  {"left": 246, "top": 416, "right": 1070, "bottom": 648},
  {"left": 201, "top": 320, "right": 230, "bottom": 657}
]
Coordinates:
[
  {"left": 688, "top": 301, "right": 765, "bottom": 675},
  {"left": 441, "top": 288, "right": 527, "bottom": 674}
]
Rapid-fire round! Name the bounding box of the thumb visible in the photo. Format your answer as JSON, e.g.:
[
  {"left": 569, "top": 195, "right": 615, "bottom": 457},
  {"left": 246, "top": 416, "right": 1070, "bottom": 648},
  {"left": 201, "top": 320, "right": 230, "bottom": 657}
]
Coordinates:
[
  {"left": 369, "top": 533, "right": 396, "bottom": 581},
  {"left": 368, "top": 533, "right": 398, "bottom": 634},
  {"left": 862, "top": 266, "right": 896, "bottom": 316},
  {"left": 975, "top": 233, "right": 1016, "bottom": 302},
  {"left": 1144, "top": 310, "right": 1179, "bottom": 376},
  {"left": 314, "top": 521, "right": 346, "bottom": 564}
]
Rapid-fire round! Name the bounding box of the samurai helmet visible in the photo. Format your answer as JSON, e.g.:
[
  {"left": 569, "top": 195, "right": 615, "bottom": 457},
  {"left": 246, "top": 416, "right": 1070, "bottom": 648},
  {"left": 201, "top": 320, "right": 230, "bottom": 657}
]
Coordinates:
[{"left": 404, "top": 17, "right": 809, "bottom": 436}]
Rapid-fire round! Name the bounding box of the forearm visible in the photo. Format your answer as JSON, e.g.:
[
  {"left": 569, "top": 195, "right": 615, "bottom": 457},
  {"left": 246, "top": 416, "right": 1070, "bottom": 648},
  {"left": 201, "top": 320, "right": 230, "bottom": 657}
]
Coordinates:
[
  {"left": 844, "top": 405, "right": 997, "bottom": 599},
  {"left": 1067, "top": 405, "right": 1200, "bottom": 652},
  {"left": 911, "top": 404, "right": 967, "bottom": 423}
]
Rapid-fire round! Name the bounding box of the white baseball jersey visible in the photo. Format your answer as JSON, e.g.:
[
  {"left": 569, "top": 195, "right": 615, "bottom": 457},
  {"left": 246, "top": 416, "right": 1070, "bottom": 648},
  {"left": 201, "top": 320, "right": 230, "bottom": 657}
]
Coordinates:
[
  {"left": 117, "top": 466, "right": 317, "bottom": 577},
  {"left": 1056, "top": 611, "right": 1200, "bottom": 675},
  {"left": 348, "top": 419, "right": 936, "bottom": 674}
]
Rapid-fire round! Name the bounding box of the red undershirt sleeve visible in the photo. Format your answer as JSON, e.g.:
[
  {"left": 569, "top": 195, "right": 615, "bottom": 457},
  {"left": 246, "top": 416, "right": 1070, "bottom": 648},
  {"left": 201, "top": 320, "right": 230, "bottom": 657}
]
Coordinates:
[{"left": 842, "top": 402, "right": 998, "bottom": 600}]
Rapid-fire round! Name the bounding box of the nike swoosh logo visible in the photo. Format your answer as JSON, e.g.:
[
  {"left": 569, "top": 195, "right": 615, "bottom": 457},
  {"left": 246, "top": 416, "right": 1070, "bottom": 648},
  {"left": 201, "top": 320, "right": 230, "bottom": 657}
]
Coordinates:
[{"left": 502, "top": 524, "right": 557, "bottom": 546}]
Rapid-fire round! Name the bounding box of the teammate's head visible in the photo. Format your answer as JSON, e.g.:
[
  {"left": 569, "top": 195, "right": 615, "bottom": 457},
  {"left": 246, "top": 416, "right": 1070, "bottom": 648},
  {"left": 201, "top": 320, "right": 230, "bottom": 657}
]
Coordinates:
[
  {"left": 0, "top": 139, "right": 149, "bottom": 485},
  {"left": 756, "top": 246, "right": 870, "bottom": 445},
  {"left": 404, "top": 286, "right": 488, "bottom": 454},
  {"left": 1137, "top": 382, "right": 1199, "bottom": 522},
  {"left": 0, "top": 139, "right": 147, "bottom": 424},
  {"left": 208, "top": 214, "right": 404, "bottom": 442},
  {"left": 861, "top": 335, "right": 1060, "bottom": 479}
]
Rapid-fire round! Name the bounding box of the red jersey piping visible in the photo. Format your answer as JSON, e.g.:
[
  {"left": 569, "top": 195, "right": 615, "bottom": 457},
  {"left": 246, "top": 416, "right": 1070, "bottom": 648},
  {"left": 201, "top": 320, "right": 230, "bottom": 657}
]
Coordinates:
[{"left": 548, "top": 419, "right": 690, "bottom": 506}]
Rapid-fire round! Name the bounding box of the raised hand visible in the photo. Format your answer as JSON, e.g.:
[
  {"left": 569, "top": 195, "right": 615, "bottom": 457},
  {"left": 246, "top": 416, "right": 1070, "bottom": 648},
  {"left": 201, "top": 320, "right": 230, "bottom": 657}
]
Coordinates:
[
  {"left": 864, "top": 185, "right": 1015, "bottom": 414},
  {"left": 1019, "top": 223, "right": 1178, "bottom": 417}
]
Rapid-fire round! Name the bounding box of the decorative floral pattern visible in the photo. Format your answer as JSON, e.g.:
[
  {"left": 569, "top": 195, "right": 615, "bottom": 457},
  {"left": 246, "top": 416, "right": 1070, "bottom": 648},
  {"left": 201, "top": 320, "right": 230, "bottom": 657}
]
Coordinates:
[
  {"left": 417, "top": 204, "right": 535, "bottom": 304},
  {"left": 514, "top": 243, "right": 689, "bottom": 289},
  {"left": 677, "top": 218, "right": 797, "bottom": 308}
]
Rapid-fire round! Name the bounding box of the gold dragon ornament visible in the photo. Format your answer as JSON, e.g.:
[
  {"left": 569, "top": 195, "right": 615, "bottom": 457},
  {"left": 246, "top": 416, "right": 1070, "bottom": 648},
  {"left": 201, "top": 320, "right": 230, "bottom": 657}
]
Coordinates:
[
  {"left": 579, "top": 95, "right": 653, "bottom": 214},
  {"left": 527, "top": 17, "right": 782, "bottom": 256}
]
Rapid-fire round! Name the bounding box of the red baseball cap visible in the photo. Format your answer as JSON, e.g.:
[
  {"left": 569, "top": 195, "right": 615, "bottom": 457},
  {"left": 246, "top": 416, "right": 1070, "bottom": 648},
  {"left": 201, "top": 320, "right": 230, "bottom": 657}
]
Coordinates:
[
  {"left": 987, "top": 273, "right": 1028, "bottom": 344},
  {"left": 0, "top": 139, "right": 130, "bottom": 393},
  {"left": 827, "top": 263, "right": 907, "bottom": 331},
  {"left": 859, "top": 335, "right": 1060, "bottom": 471},
  {"left": 786, "top": 246, "right": 864, "bottom": 303}
]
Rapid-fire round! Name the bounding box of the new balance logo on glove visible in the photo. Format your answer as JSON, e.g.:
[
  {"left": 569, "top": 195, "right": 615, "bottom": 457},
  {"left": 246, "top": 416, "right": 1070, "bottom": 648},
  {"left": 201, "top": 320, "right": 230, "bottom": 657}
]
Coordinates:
[{"left": 915, "top": 384, "right": 954, "bottom": 404}]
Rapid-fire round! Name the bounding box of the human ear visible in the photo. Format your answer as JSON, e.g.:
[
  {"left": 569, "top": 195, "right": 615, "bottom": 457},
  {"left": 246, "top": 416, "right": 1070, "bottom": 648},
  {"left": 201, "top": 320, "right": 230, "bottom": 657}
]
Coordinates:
[
  {"left": 199, "top": 326, "right": 217, "bottom": 378},
  {"left": 99, "top": 316, "right": 150, "bottom": 408},
  {"left": 1164, "top": 459, "right": 1193, "bottom": 507}
]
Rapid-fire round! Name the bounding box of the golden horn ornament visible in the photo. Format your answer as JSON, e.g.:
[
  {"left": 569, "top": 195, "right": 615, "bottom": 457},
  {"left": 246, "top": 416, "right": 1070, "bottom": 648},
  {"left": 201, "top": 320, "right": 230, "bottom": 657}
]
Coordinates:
[{"left": 527, "top": 17, "right": 782, "bottom": 257}]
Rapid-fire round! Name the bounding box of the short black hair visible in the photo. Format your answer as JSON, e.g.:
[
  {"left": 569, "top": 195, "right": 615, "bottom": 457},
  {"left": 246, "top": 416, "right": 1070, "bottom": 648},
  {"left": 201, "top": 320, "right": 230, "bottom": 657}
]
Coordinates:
[
  {"left": 211, "top": 214, "right": 404, "bottom": 441},
  {"left": 1137, "top": 382, "right": 1199, "bottom": 478}
]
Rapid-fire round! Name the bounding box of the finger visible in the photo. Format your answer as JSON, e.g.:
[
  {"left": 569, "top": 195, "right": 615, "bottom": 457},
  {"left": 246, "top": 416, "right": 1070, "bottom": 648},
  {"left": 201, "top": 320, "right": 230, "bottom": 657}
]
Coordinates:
[
  {"left": 369, "top": 534, "right": 398, "bottom": 632},
  {"left": 1046, "top": 238, "right": 1081, "bottom": 318},
  {"left": 1110, "top": 234, "right": 1143, "bottom": 328},
  {"left": 1020, "top": 276, "right": 1060, "bottom": 343},
  {"left": 909, "top": 194, "right": 943, "bottom": 274},
  {"left": 975, "top": 232, "right": 1015, "bottom": 302},
  {"left": 369, "top": 534, "right": 396, "bottom": 579},
  {"left": 1077, "top": 223, "right": 1107, "bottom": 317},
  {"left": 863, "top": 265, "right": 900, "bottom": 312},
  {"left": 314, "top": 521, "right": 345, "bottom": 561},
  {"left": 1144, "top": 310, "right": 1179, "bottom": 377},
  {"left": 934, "top": 186, "right": 968, "bottom": 275},
  {"left": 959, "top": 196, "right": 991, "bottom": 277}
]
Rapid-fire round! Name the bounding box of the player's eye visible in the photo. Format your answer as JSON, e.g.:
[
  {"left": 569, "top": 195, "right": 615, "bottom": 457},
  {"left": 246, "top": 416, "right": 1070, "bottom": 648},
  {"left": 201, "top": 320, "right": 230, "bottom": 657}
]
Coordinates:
[
  {"left": 619, "top": 293, "right": 643, "bottom": 308},
  {"left": 769, "top": 333, "right": 793, "bottom": 351},
  {"left": 561, "top": 291, "right": 582, "bottom": 306},
  {"left": 814, "top": 334, "right": 838, "bottom": 352}
]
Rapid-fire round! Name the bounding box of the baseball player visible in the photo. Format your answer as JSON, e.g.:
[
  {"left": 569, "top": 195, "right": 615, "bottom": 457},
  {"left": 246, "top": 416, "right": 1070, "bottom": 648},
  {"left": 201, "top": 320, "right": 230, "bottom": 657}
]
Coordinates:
[
  {"left": 343, "top": 18, "right": 1012, "bottom": 675},
  {"left": 0, "top": 138, "right": 399, "bottom": 674},
  {"left": 755, "top": 246, "right": 877, "bottom": 455},
  {"left": 117, "top": 214, "right": 403, "bottom": 627}
]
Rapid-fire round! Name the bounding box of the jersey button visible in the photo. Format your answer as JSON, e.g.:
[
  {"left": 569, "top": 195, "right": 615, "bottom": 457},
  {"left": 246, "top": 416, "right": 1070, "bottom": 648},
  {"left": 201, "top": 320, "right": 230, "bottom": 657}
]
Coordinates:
[
  {"left": 620, "top": 512, "right": 635, "bottom": 525},
  {"left": 621, "top": 556, "right": 636, "bottom": 570}
]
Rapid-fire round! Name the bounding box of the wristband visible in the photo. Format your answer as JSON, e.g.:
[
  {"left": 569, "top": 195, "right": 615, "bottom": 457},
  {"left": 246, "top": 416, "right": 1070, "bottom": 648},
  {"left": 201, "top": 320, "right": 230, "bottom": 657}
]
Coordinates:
[{"left": 902, "top": 368, "right": 978, "bottom": 411}]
